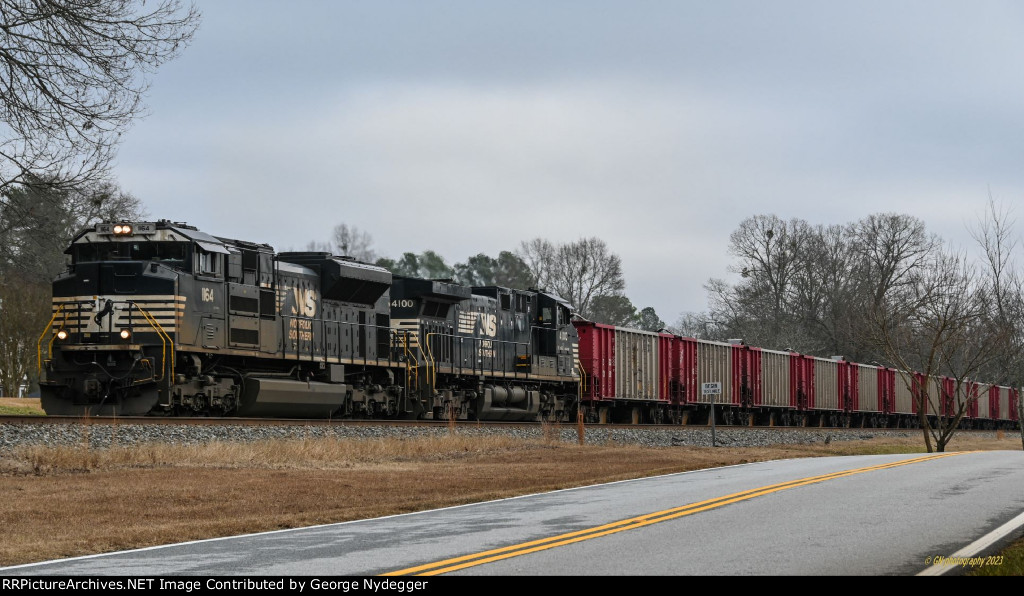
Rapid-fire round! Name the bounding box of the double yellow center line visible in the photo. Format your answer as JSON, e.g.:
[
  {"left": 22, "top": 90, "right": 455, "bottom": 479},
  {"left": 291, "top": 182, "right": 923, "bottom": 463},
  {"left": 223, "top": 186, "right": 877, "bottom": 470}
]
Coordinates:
[{"left": 385, "top": 452, "right": 969, "bottom": 576}]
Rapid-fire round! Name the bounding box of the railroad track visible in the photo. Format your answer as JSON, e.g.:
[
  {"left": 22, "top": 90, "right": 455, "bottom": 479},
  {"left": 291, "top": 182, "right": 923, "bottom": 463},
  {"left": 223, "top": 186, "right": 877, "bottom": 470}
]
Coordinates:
[{"left": 0, "top": 414, "right": 992, "bottom": 434}]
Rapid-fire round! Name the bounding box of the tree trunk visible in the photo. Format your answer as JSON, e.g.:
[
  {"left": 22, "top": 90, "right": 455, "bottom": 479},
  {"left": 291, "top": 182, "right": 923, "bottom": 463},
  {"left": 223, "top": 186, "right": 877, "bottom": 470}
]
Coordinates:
[
  {"left": 1018, "top": 394, "right": 1023, "bottom": 452},
  {"left": 919, "top": 410, "right": 934, "bottom": 453}
]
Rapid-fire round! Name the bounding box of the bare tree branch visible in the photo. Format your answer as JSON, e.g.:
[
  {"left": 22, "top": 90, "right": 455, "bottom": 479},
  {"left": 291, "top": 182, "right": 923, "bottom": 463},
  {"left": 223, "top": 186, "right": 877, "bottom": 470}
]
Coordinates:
[{"left": 0, "top": 0, "right": 200, "bottom": 197}]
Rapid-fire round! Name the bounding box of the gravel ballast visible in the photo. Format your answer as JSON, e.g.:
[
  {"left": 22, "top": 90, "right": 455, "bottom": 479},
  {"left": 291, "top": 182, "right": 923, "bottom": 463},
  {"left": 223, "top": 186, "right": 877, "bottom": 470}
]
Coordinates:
[{"left": 0, "top": 421, "right": 947, "bottom": 451}]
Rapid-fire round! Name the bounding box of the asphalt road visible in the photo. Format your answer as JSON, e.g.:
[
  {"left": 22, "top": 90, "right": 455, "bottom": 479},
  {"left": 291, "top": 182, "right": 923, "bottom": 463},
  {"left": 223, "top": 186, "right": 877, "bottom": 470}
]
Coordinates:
[{"left": 4, "top": 451, "right": 1023, "bottom": 576}]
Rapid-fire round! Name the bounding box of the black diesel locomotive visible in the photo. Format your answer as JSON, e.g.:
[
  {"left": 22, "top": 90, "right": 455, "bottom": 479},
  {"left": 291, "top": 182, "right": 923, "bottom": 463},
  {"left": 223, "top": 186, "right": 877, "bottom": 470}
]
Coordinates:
[{"left": 39, "top": 221, "right": 580, "bottom": 419}]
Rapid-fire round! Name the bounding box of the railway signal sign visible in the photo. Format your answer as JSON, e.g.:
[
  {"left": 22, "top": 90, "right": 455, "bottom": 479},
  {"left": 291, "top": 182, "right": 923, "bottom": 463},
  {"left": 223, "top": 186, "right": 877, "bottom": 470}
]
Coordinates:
[
  {"left": 702, "top": 382, "right": 722, "bottom": 396},
  {"left": 702, "top": 381, "right": 722, "bottom": 447}
]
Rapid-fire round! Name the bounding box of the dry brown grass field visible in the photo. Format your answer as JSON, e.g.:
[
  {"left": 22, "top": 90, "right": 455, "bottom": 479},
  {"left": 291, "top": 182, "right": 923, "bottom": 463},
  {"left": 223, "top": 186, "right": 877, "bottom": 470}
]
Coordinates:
[
  {"left": 0, "top": 398, "right": 43, "bottom": 415},
  {"left": 0, "top": 424, "right": 1019, "bottom": 570}
]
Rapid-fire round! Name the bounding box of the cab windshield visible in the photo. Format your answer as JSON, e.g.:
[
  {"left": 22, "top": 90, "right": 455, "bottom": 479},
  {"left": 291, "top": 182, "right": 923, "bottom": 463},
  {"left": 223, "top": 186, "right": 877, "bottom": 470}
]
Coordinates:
[{"left": 73, "top": 241, "right": 192, "bottom": 271}]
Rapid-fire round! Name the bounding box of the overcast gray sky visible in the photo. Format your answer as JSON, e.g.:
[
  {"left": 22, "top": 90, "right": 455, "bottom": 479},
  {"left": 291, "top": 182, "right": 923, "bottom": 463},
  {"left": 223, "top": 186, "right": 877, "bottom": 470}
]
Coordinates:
[{"left": 114, "top": 0, "right": 1024, "bottom": 323}]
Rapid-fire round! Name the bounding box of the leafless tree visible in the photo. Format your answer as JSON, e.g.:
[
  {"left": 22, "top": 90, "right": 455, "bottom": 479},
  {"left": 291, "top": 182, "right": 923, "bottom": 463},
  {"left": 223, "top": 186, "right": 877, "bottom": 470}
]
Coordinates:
[
  {"left": 670, "top": 311, "right": 720, "bottom": 340},
  {"left": 1016, "top": 395, "right": 1023, "bottom": 452},
  {"left": 516, "top": 238, "right": 557, "bottom": 290},
  {"left": 0, "top": 0, "right": 199, "bottom": 200},
  {"left": 551, "top": 238, "right": 625, "bottom": 318},
  {"left": 707, "top": 215, "right": 821, "bottom": 350},
  {"left": 968, "top": 198, "right": 1023, "bottom": 357},
  {"left": 788, "top": 224, "right": 861, "bottom": 356},
  {"left": 305, "top": 240, "right": 333, "bottom": 252},
  {"left": 968, "top": 197, "right": 1024, "bottom": 448},
  {"left": 728, "top": 215, "right": 806, "bottom": 320},
  {"left": 332, "top": 223, "right": 377, "bottom": 263},
  {"left": 517, "top": 237, "right": 625, "bottom": 318},
  {"left": 709, "top": 213, "right": 945, "bottom": 358},
  {"left": 868, "top": 248, "right": 1012, "bottom": 452},
  {"left": 848, "top": 213, "right": 939, "bottom": 309},
  {"left": 707, "top": 208, "right": 1020, "bottom": 450}
]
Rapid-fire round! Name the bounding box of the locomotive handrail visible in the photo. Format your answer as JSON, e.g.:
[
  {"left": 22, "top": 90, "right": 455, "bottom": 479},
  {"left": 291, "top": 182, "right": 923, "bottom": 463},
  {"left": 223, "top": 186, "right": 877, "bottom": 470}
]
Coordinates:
[
  {"left": 577, "top": 359, "right": 585, "bottom": 419},
  {"left": 47, "top": 310, "right": 70, "bottom": 366},
  {"left": 398, "top": 330, "right": 417, "bottom": 391},
  {"left": 424, "top": 332, "right": 438, "bottom": 391},
  {"left": 37, "top": 304, "right": 68, "bottom": 373},
  {"left": 415, "top": 335, "right": 428, "bottom": 389},
  {"left": 396, "top": 328, "right": 413, "bottom": 367},
  {"left": 425, "top": 330, "right": 531, "bottom": 381},
  {"left": 129, "top": 301, "right": 175, "bottom": 382}
]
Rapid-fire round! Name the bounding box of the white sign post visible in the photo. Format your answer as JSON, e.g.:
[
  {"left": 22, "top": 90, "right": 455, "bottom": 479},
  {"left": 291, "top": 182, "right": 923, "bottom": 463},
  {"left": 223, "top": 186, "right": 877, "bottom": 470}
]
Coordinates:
[{"left": 702, "top": 382, "right": 722, "bottom": 447}]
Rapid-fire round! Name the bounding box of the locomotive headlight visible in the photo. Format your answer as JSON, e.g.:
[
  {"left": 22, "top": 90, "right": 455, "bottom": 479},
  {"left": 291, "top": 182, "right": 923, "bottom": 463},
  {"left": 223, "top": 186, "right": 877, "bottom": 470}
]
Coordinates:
[
  {"left": 113, "top": 224, "right": 133, "bottom": 235},
  {"left": 113, "top": 225, "right": 124, "bottom": 234},
  {"left": 120, "top": 328, "right": 132, "bottom": 340},
  {"left": 56, "top": 329, "right": 68, "bottom": 340}
]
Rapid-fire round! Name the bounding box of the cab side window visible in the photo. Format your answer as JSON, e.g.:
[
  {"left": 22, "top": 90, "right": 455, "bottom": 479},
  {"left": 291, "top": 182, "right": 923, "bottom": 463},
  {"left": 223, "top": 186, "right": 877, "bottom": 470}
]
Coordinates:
[{"left": 196, "top": 249, "right": 221, "bottom": 277}]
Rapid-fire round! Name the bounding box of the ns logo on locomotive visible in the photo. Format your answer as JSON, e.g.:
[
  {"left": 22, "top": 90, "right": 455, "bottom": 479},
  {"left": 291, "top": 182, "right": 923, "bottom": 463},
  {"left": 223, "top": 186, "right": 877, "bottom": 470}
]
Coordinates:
[{"left": 38, "top": 220, "right": 580, "bottom": 420}]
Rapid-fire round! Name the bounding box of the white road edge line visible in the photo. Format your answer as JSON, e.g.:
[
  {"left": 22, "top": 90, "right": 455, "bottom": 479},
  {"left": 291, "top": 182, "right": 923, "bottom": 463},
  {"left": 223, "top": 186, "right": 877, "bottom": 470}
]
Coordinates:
[{"left": 917, "top": 509, "right": 1024, "bottom": 576}]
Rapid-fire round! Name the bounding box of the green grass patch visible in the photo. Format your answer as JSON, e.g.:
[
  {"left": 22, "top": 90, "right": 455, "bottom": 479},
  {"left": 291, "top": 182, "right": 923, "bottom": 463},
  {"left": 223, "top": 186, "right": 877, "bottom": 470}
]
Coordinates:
[
  {"left": 0, "top": 405, "right": 44, "bottom": 416},
  {"left": 968, "top": 536, "right": 1024, "bottom": 576}
]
